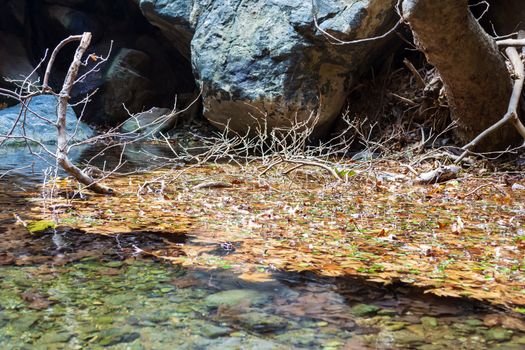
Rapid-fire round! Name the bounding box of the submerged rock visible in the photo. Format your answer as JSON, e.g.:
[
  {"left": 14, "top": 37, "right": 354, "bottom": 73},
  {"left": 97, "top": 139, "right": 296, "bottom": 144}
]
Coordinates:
[
  {"left": 420, "top": 316, "right": 439, "bottom": 329},
  {"left": 27, "top": 220, "right": 56, "bottom": 234},
  {"left": 35, "top": 332, "right": 73, "bottom": 345},
  {"left": 120, "top": 107, "right": 173, "bottom": 135},
  {"left": 97, "top": 328, "right": 141, "bottom": 347},
  {"left": 200, "top": 324, "right": 232, "bottom": 338},
  {"left": 204, "top": 289, "right": 269, "bottom": 308},
  {"left": 237, "top": 312, "right": 289, "bottom": 333},
  {"left": 485, "top": 327, "right": 513, "bottom": 342}
]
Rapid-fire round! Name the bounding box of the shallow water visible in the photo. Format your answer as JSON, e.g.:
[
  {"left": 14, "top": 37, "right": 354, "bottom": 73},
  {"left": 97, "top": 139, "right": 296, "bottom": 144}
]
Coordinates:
[
  {"left": 1, "top": 244, "right": 524, "bottom": 349},
  {"left": 1, "top": 145, "right": 525, "bottom": 349}
]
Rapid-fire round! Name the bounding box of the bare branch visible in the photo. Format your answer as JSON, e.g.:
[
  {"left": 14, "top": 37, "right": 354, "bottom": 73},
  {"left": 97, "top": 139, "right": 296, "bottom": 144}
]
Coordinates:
[
  {"left": 54, "top": 32, "right": 113, "bottom": 194},
  {"left": 42, "top": 35, "right": 83, "bottom": 90}
]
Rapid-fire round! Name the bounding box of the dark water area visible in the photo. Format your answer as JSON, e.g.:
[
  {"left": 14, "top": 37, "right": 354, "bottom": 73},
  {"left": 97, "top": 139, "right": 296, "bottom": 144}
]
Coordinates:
[{"left": 1, "top": 145, "right": 525, "bottom": 349}]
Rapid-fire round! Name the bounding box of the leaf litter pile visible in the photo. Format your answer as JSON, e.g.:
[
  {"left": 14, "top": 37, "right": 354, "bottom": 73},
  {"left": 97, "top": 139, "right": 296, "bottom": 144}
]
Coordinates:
[{"left": 28, "top": 161, "right": 525, "bottom": 312}]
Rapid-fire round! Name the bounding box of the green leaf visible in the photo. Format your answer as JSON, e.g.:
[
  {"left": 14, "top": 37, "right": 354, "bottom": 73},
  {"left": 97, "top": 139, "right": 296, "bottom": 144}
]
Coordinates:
[{"left": 514, "top": 307, "right": 525, "bottom": 315}]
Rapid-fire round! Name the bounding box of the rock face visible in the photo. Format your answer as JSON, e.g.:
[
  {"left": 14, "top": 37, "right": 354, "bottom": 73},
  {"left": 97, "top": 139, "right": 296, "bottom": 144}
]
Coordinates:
[
  {"left": 1, "top": 0, "right": 398, "bottom": 134},
  {"left": 138, "top": 0, "right": 197, "bottom": 60},
  {"left": 0, "top": 0, "right": 196, "bottom": 127},
  {"left": 138, "top": 0, "right": 398, "bottom": 134},
  {"left": 83, "top": 48, "right": 157, "bottom": 125}
]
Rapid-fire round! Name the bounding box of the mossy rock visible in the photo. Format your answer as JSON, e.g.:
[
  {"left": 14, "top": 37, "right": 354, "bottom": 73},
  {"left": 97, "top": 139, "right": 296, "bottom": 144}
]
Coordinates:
[
  {"left": 420, "top": 316, "right": 438, "bottom": 328},
  {"left": 350, "top": 303, "right": 380, "bottom": 317},
  {"left": 27, "top": 220, "right": 56, "bottom": 233},
  {"left": 485, "top": 327, "right": 513, "bottom": 342}
]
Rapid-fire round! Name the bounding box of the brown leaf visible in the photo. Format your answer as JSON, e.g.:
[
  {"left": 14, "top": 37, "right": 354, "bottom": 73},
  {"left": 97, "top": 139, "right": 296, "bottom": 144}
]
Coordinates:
[
  {"left": 483, "top": 314, "right": 525, "bottom": 332},
  {"left": 0, "top": 252, "right": 16, "bottom": 265},
  {"left": 21, "top": 291, "right": 53, "bottom": 310}
]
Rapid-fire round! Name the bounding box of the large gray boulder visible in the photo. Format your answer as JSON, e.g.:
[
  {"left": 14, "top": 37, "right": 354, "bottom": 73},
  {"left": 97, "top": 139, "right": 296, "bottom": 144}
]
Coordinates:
[
  {"left": 0, "top": 95, "right": 95, "bottom": 146},
  {"left": 138, "top": 0, "right": 398, "bottom": 135},
  {"left": 138, "top": 0, "right": 197, "bottom": 60},
  {"left": 73, "top": 48, "right": 158, "bottom": 126}
]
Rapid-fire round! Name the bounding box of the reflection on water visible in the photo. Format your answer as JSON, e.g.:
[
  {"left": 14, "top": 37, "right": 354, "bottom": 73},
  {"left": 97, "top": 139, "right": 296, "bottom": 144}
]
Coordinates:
[{"left": 0, "top": 141, "right": 178, "bottom": 187}]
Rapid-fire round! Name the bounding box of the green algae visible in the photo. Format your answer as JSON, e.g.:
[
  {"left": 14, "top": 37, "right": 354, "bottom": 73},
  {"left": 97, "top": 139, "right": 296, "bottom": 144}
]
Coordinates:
[{"left": 26, "top": 220, "right": 56, "bottom": 233}]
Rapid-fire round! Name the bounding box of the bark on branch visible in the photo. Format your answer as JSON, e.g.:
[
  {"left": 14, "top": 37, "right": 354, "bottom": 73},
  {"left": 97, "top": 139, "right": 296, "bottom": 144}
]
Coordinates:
[
  {"left": 55, "top": 33, "right": 113, "bottom": 194},
  {"left": 402, "top": 0, "right": 521, "bottom": 151}
]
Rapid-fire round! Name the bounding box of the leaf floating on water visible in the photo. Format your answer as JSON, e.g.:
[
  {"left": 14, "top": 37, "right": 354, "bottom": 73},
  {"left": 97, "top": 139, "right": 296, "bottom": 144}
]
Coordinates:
[
  {"left": 24, "top": 163, "right": 525, "bottom": 309},
  {"left": 238, "top": 271, "right": 273, "bottom": 283}
]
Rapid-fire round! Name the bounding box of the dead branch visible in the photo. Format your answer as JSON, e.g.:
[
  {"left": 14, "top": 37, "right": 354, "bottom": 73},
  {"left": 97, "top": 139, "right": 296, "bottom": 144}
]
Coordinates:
[
  {"left": 456, "top": 44, "right": 525, "bottom": 163},
  {"left": 53, "top": 33, "right": 113, "bottom": 194},
  {"left": 496, "top": 39, "right": 525, "bottom": 47},
  {"left": 312, "top": 0, "right": 402, "bottom": 46},
  {"left": 192, "top": 181, "right": 233, "bottom": 190},
  {"left": 403, "top": 58, "right": 425, "bottom": 89},
  {"left": 42, "top": 35, "right": 83, "bottom": 90}
]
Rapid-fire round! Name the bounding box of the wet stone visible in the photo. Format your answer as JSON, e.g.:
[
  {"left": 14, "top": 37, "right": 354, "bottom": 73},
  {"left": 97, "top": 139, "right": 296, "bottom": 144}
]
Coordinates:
[
  {"left": 384, "top": 321, "right": 408, "bottom": 331},
  {"left": 104, "top": 293, "right": 136, "bottom": 306},
  {"left": 391, "top": 329, "right": 427, "bottom": 346},
  {"left": 35, "top": 331, "right": 73, "bottom": 344},
  {"left": 274, "top": 328, "right": 317, "bottom": 346},
  {"left": 465, "top": 318, "right": 484, "bottom": 327},
  {"left": 12, "top": 314, "right": 40, "bottom": 332},
  {"left": 97, "top": 328, "right": 140, "bottom": 346},
  {"left": 377, "top": 308, "right": 398, "bottom": 316},
  {"left": 350, "top": 304, "right": 380, "bottom": 317},
  {"left": 452, "top": 322, "right": 478, "bottom": 334},
  {"left": 323, "top": 339, "right": 345, "bottom": 350},
  {"left": 204, "top": 289, "right": 269, "bottom": 308},
  {"left": 420, "top": 316, "right": 439, "bottom": 328},
  {"left": 200, "top": 324, "right": 232, "bottom": 338},
  {"left": 140, "top": 311, "right": 172, "bottom": 324},
  {"left": 485, "top": 327, "right": 513, "bottom": 342},
  {"left": 237, "top": 312, "right": 289, "bottom": 333},
  {"left": 104, "top": 261, "right": 124, "bottom": 268},
  {"left": 406, "top": 324, "right": 426, "bottom": 338}
]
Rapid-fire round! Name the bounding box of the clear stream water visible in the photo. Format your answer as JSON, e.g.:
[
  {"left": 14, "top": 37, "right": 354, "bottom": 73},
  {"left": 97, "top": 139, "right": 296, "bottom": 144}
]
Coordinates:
[{"left": 1, "top": 145, "right": 524, "bottom": 349}]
